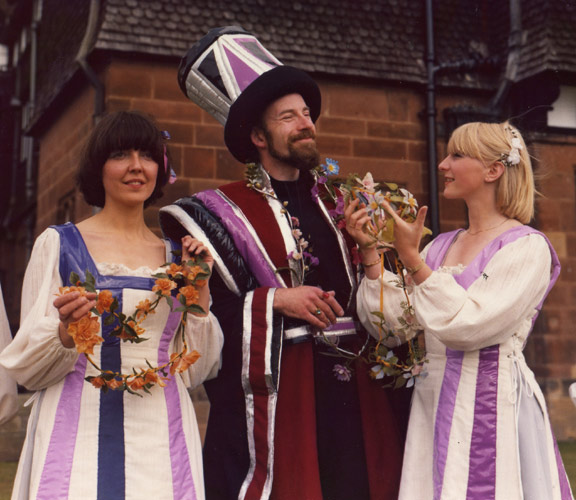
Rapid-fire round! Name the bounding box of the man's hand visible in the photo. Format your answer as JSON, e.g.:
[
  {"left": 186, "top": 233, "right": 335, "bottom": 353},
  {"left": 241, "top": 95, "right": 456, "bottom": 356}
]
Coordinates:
[{"left": 273, "top": 287, "right": 344, "bottom": 330}]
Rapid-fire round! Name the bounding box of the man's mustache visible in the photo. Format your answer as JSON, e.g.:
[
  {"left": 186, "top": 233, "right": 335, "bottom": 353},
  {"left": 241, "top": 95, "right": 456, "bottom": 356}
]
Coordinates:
[{"left": 289, "top": 131, "right": 316, "bottom": 143}]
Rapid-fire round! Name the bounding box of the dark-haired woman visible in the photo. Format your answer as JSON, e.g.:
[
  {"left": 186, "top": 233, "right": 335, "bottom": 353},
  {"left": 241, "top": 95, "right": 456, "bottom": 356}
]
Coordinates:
[{"left": 0, "top": 111, "right": 223, "bottom": 499}]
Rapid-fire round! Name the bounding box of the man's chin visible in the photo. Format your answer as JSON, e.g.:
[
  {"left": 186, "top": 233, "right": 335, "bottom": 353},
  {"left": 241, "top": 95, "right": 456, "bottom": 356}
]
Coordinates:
[{"left": 289, "top": 144, "right": 319, "bottom": 171}]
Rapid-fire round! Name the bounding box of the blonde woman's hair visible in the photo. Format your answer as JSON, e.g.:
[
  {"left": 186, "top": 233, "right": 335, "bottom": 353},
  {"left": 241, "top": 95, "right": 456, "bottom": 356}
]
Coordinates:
[{"left": 446, "top": 121, "right": 534, "bottom": 223}]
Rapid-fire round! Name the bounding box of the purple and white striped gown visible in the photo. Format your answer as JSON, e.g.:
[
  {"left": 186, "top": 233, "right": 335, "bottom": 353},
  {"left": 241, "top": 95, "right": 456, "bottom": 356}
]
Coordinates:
[
  {"left": 0, "top": 224, "right": 223, "bottom": 500},
  {"left": 357, "top": 225, "right": 573, "bottom": 500}
]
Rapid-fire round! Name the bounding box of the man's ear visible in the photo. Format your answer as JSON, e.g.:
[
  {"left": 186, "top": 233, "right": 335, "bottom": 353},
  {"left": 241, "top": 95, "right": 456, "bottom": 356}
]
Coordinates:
[
  {"left": 485, "top": 161, "right": 505, "bottom": 183},
  {"left": 250, "top": 127, "right": 266, "bottom": 149}
]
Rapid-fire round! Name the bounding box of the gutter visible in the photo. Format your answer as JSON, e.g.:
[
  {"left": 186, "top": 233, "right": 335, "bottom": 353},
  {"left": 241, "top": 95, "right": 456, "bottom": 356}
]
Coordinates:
[
  {"left": 491, "top": 0, "right": 522, "bottom": 111},
  {"left": 425, "top": 0, "right": 440, "bottom": 236},
  {"left": 75, "top": 0, "right": 104, "bottom": 120}
]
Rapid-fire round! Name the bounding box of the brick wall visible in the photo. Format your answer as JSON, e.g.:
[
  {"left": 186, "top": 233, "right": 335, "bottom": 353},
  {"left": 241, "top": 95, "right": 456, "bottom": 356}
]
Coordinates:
[
  {"left": 6, "top": 57, "right": 574, "bottom": 457},
  {"left": 527, "top": 135, "right": 576, "bottom": 439}
]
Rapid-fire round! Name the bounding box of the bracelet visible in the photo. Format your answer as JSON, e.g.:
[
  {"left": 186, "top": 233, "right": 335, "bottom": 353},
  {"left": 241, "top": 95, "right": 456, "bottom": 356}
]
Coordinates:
[
  {"left": 405, "top": 259, "right": 425, "bottom": 275},
  {"left": 359, "top": 241, "right": 377, "bottom": 250},
  {"left": 362, "top": 257, "right": 381, "bottom": 268}
]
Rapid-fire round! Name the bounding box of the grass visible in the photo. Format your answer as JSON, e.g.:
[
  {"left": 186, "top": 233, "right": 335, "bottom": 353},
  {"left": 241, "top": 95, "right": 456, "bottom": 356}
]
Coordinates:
[
  {"left": 559, "top": 441, "right": 576, "bottom": 492},
  {"left": 0, "top": 462, "right": 16, "bottom": 500},
  {"left": 0, "top": 442, "right": 575, "bottom": 496}
]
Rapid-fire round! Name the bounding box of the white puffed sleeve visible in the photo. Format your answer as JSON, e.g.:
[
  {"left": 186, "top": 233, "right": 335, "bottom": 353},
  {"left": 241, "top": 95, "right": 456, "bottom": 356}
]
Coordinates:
[
  {"left": 0, "top": 228, "right": 79, "bottom": 390},
  {"left": 412, "top": 233, "right": 552, "bottom": 351},
  {"left": 176, "top": 312, "right": 224, "bottom": 389},
  {"left": 357, "top": 267, "right": 415, "bottom": 344},
  {"left": 0, "top": 283, "right": 18, "bottom": 425}
]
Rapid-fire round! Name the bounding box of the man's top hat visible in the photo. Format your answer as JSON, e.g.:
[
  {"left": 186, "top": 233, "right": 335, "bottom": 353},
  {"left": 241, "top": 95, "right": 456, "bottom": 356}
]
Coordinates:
[{"left": 178, "top": 26, "right": 321, "bottom": 163}]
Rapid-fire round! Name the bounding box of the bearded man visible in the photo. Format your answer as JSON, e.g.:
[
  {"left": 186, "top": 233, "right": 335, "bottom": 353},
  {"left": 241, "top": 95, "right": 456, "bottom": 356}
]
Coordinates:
[{"left": 160, "top": 26, "right": 409, "bottom": 500}]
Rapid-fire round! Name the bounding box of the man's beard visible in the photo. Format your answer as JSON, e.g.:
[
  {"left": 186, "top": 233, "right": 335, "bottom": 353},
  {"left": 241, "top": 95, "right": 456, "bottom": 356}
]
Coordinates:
[{"left": 264, "top": 129, "right": 320, "bottom": 171}]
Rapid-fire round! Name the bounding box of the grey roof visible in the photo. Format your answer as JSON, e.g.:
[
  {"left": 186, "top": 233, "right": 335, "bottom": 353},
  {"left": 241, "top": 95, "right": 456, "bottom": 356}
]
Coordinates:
[
  {"left": 2, "top": 0, "right": 576, "bottom": 129},
  {"left": 94, "top": 0, "right": 576, "bottom": 86}
]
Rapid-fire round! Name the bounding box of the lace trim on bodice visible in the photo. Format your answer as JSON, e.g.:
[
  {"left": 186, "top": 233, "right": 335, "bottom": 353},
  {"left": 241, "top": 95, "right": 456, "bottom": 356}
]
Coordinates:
[
  {"left": 96, "top": 262, "right": 164, "bottom": 278},
  {"left": 436, "top": 264, "right": 466, "bottom": 276}
]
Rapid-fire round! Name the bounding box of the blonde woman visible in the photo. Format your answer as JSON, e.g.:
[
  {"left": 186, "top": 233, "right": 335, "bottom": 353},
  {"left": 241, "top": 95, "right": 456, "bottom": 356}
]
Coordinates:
[{"left": 346, "top": 122, "right": 573, "bottom": 499}]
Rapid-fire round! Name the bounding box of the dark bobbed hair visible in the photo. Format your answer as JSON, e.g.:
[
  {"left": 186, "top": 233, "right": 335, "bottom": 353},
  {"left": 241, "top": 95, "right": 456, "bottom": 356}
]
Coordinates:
[{"left": 77, "top": 111, "right": 169, "bottom": 208}]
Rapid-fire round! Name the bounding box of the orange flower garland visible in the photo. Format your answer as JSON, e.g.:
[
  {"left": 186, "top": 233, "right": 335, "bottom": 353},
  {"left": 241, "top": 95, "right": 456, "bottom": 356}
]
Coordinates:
[{"left": 59, "top": 254, "right": 211, "bottom": 396}]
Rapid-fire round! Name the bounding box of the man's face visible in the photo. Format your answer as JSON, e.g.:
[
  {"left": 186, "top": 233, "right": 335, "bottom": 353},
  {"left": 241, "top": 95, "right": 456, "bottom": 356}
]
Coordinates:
[{"left": 258, "top": 93, "right": 320, "bottom": 171}]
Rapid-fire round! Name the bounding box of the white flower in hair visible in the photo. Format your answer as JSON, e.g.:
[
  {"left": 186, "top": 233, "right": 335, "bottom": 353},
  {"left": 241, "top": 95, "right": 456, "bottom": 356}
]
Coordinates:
[{"left": 501, "top": 128, "right": 523, "bottom": 167}]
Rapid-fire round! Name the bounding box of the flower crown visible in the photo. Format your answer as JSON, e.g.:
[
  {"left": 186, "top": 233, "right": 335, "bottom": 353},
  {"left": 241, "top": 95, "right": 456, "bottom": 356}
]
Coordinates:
[{"left": 500, "top": 126, "right": 523, "bottom": 168}]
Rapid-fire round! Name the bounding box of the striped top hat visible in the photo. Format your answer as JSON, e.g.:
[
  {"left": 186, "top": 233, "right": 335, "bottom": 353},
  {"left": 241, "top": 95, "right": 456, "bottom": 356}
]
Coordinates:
[{"left": 178, "top": 26, "right": 321, "bottom": 163}]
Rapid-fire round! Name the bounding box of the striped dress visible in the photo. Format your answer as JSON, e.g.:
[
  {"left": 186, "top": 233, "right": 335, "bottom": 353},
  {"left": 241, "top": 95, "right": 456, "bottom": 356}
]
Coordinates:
[
  {"left": 0, "top": 224, "right": 223, "bottom": 500},
  {"left": 357, "top": 226, "right": 573, "bottom": 500}
]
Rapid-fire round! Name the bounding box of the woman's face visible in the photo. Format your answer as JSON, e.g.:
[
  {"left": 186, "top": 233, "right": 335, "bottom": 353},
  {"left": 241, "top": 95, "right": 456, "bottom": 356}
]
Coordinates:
[
  {"left": 102, "top": 149, "right": 158, "bottom": 208},
  {"left": 438, "top": 153, "right": 488, "bottom": 200}
]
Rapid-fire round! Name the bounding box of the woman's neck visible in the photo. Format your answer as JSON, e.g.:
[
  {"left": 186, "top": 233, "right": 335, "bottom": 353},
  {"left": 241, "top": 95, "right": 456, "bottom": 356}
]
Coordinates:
[
  {"left": 464, "top": 192, "right": 510, "bottom": 234},
  {"left": 86, "top": 203, "right": 149, "bottom": 236}
]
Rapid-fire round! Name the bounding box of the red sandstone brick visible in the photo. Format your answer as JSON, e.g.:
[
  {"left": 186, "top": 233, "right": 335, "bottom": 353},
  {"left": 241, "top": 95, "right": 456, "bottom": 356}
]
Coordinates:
[
  {"left": 168, "top": 145, "right": 183, "bottom": 174},
  {"left": 353, "top": 138, "right": 407, "bottom": 159},
  {"left": 326, "top": 85, "right": 388, "bottom": 120},
  {"left": 543, "top": 335, "right": 576, "bottom": 365},
  {"left": 196, "top": 125, "right": 226, "bottom": 147},
  {"left": 317, "top": 135, "right": 353, "bottom": 157},
  {"left": 535, "top": 198, "right": 561, "bottom": 228},
  {"left": 156, "top": 121, "right": 193, "bottom": 145},
  {"left": 106, "top": 65, "right": 153, "bottom": 99},
  {"left": 367, "top": 121, "right": 423, "bottom": 141},
  {"left": 106, "top": 98, "right": 132, "bottom": 113},
  {"left": 546, "top": 282, "right": 570, "bottom": 307},
  {"left": 131, "top": 98, "right": 202, "bottom": 122},
  {"left": 408, "top": 142, "right": 427, "bottom": 162},
  {"left": 216, "top": 149, "right": 244, "bottom": 181},
  {"left": 153, "top": 64, "right": 185, "bottom": 101},
  {"left": 559, "top": 201, "right": 576, "bottom": 231},
  {"left": 317, "top": 117, "right": 366, "bottom": 136},
  {"left": 182, "top": 147, "right": 216, "bottom": 179},
  {"left": 200, "top": 110, "right": 222, "bottom": 125},
  {"left": 158, "top": 178, "right": 195, "bottom": 207},
  {"left": 539, "top": 171, "right": 575, "bottom": 200},
  {"left": 388, "top": 93, "right": 412, "bottom": 122}
]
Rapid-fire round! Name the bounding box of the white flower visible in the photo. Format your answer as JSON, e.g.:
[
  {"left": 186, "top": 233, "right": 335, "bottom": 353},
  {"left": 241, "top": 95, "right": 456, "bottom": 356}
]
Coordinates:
[
  {"left": 507, "top": 149, "right": 521, "bottom": 165},
  {"left": 371, "top": 365, "right": 385, "bottom": 379},
  {"left": 361, "top": 172, "right": 376, "bottom": 190}
]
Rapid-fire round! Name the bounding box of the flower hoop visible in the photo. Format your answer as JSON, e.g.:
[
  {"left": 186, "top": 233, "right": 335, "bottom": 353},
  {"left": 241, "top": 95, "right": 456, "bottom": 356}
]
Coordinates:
[
  {"left": 59, "top": 254, "right": 211, "bottom": 396},
  {"left": 312, "top": 167, "right": 430, "bottom": 388}
]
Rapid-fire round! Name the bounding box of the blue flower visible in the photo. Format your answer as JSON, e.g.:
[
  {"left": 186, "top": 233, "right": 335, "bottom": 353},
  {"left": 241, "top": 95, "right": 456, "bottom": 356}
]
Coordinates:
[{"left": 322, "top": 158, "right": 340, "bottom": 176}]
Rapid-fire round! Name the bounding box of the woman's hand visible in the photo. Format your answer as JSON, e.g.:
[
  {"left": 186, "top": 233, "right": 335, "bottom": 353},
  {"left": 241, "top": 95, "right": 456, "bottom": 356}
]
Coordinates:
[
  {"left": 182, "top": 236, "right": 214, "bottom": 272},
  {"left": 181, "top": 236, "right": 214, "bottom": 316},
  {"left": 53, "top": 291, "right": 97, "bottom": 348},
  {"left": 344, "top": 198, "right": 377, "bottom": 250},
  {"left": 382, "top": 200, "right": 428, "bottom": 265}
]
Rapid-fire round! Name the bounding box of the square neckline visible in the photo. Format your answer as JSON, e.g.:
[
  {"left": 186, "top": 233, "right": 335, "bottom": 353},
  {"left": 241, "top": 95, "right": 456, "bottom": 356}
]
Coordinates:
[{"left": 66, "top": 223, "right": 171, "bottom": 278}]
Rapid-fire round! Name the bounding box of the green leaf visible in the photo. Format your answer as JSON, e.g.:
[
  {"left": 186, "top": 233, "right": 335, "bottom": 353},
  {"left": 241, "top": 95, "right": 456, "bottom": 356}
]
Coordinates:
[
  {"left": 69, "top": 272, "right": 80, "bottom": 286},
  {"left": 394, "top": 376, "right": 407, "bottom": 389},
  {"left": 85, "top": 271, "right": 96, "bottom": 287},
  {"left": 186, "top": 304, "right": 206, "bottom": 315},
  {"left": 103, "top": 314, "right": 116, "bottom": 326}
]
